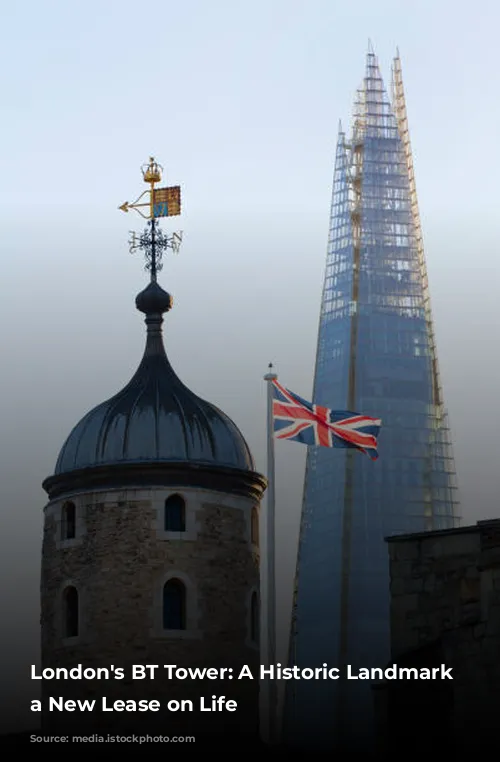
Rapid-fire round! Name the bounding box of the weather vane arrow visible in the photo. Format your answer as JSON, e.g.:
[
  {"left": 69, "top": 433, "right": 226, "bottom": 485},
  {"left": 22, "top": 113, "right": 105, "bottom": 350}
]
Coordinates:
[{"left": 118, "top": 157, "right": 183, "bottom": 282}]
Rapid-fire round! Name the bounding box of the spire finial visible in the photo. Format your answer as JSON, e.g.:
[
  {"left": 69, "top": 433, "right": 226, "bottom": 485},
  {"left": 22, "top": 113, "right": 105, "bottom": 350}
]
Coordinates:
[
  {"left": 142, "top": 156, "right": 163, "bottom": 188},
  {"left": 119, "top": 157, "right": 184, "bottom": 316},
  {"left": 118, "top": 156, "right": 183, "bottom": 284}
]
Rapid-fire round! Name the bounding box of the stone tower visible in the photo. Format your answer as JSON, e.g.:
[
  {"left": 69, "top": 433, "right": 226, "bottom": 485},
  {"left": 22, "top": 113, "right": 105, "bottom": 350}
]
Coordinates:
[{"left": 40, "top": 190, "right": 267, "bottom": 741}]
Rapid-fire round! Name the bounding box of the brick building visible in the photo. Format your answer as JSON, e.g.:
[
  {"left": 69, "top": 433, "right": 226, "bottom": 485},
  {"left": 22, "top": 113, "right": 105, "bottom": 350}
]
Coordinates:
[{"left": 374, "top": 519, "right": 500, "bottom": 751}]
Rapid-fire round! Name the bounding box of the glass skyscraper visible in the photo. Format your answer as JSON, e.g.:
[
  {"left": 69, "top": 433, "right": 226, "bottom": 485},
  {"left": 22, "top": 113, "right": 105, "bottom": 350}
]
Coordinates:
[{"left": 284, "top": 46, "right": 460, "bottom": 750}]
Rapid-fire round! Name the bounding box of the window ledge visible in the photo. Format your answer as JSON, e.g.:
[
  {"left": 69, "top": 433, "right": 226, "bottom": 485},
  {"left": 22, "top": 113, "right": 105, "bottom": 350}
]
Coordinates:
[
  {"left": 62, "top": 636, "right": 81, "bottom": 647},
  {"left": 156, "top": 530, "right": 197, "bottom": 542},
  {"left": 151, "top": 629, "right": 203, "bottom": 640},
  {"left": 58, "top": 538, "right": 82, "bottom": 550}
]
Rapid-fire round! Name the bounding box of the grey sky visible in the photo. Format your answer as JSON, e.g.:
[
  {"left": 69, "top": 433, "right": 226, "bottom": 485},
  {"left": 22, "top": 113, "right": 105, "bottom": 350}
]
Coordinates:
[{"left": 1, "top": 0, "right": 499, "bottom": 733}]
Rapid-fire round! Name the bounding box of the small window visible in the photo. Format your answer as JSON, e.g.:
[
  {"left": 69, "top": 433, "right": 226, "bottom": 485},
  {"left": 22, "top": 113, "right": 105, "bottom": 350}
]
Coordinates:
[
  {"left": 63, "top": 586, "right": 79, "bottom": 638},
  {"left": 250, "top": 591, "right": 259, "bottom": 645},
  {"left": 163, "top": 579, "right": 186, "bottom": 630},
  {"left": 164, "top": 494, "right": 185, "bottom": 532},
  {"left": 61, "top": 502, "right": 76, "bottom": 540},
  {"left": 251, "top": 507, "right": 259, "bottom": 545}
]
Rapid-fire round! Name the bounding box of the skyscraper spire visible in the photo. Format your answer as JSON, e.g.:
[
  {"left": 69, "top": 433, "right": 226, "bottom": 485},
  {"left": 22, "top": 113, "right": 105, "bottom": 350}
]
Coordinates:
[
  {"left": 391, "top": 56, "right": 443, "bottom": 410},
  {"left": 284, "top": 47, "right": 460, "bottom": 752}
]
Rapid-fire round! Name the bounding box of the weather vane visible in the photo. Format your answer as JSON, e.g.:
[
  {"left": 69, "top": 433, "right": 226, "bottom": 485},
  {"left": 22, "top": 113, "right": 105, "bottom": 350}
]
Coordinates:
[{"left": 119, "top": 157, "right": 183, "bottom": 281}]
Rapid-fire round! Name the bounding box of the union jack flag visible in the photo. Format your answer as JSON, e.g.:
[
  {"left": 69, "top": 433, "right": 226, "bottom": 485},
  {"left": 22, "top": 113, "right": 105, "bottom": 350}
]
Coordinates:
[{"left": 272, "top": 379, "right": 381, "bottom": 460}]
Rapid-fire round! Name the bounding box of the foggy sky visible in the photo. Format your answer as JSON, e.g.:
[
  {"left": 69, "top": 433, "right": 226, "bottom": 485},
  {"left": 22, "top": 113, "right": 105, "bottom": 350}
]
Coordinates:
[{"left": 1, "top": 0, "right": 499, "bottom": 733}]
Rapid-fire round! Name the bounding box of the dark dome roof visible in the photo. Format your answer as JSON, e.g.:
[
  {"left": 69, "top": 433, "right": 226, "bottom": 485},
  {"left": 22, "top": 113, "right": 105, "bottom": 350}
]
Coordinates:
[{"left": 54, "top": 280, "right": 254, "bottom": 475}]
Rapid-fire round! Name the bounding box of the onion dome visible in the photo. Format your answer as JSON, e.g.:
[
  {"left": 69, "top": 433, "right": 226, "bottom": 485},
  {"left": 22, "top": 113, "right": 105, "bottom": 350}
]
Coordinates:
[{"left": 52, "top": 279, "right": 254, "bottom": 476}]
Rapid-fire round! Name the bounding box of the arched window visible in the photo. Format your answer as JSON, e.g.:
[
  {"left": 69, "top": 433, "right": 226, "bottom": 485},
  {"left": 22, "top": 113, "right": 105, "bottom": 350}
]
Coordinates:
[
  {"left": 250, "top": 591, "right": 259, "bottom": 645},
  {"left": 163, "top": 579, "right": 186, "bottom": 630},
  {"left": 61, "top": 502, "right": 76, "bottom": 540},
  {"left": 63, "top": 586, "right": 79, "bottom": 638},
  {"left": 164, "top": 494, "right": 185, "bottom": 532},
  {"left": 251, "top": 507, "right": 259, "bottom": 545}
]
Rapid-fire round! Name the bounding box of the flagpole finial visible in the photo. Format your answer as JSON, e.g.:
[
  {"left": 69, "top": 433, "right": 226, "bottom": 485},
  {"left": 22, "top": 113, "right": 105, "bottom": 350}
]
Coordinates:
[{"left": 264, "top": 362, "right": 277, "bottom": 381}]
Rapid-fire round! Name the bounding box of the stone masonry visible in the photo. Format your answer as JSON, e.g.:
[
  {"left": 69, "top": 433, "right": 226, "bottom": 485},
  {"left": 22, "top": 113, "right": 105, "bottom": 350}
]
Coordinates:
[
  {"left": 40, "top": 486, "right": 260, "bottom": 738},
  {"left": 374, "top": 518, "right": 500, "bottom": 751}
]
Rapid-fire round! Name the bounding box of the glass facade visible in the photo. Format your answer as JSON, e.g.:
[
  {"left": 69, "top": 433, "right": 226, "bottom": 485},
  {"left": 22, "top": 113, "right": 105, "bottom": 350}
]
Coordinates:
[{"left": 284, "top": 49, "right": 460, "bottom": 749}]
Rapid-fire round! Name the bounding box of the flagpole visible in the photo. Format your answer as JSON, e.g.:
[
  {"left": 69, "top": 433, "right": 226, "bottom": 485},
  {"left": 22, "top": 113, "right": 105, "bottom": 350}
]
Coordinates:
[{"left": 264, "top": 363, "right": 278, "bottom": 744}]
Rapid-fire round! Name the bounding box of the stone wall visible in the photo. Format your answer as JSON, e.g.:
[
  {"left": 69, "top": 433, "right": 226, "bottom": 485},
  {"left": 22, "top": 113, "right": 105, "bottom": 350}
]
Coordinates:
[
  {"left": 375, "top": 519, "right": 500, "bottom": 750},
  {"left": 40, "top": 486, "right": 260, "bottom": 738}
]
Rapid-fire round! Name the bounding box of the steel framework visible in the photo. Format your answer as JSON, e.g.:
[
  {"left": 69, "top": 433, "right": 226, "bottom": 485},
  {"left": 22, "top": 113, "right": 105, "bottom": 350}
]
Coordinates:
[{"left": 283, "top": 46, "right": 460, "bottom": 749}]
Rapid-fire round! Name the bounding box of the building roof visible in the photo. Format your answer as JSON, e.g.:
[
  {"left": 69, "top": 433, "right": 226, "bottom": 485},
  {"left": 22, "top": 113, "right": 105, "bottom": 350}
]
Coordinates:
[
  {"left": 52, "top": 279, "right": 254, "bottom": 477},
  {"left": 385, "top": 518, "right": 500, "bottom": 543}
]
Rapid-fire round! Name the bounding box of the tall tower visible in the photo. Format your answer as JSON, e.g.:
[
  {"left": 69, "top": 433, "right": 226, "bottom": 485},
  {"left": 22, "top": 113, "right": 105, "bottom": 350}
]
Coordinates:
[
  {"left": 40, "top": 159, "right": 267, "bottom": 741},
  {"left": 284, "top": 48, "right": 460, "bottom": 749}
]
